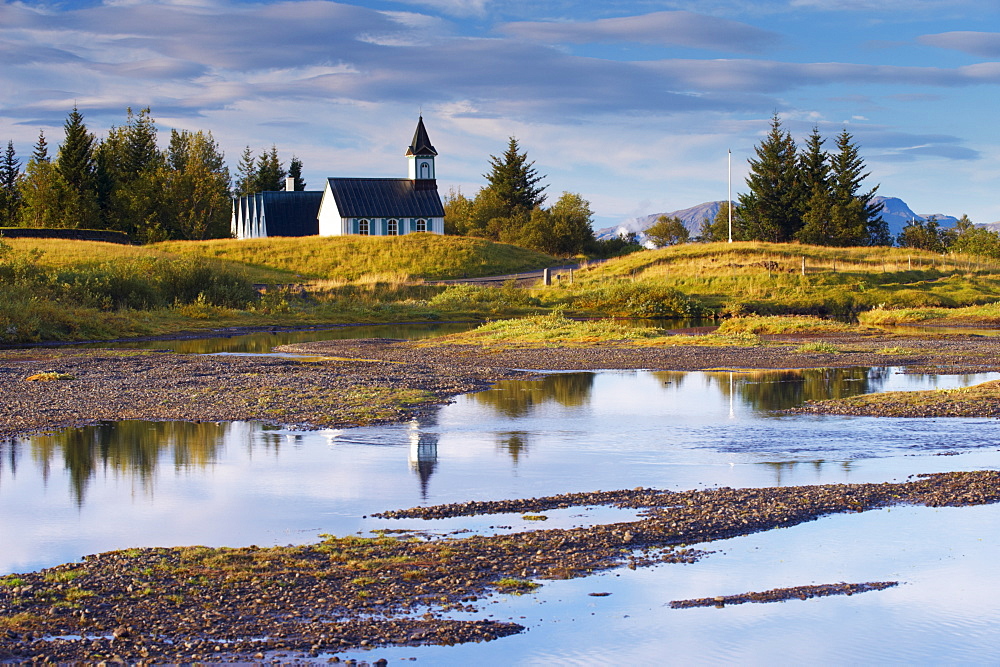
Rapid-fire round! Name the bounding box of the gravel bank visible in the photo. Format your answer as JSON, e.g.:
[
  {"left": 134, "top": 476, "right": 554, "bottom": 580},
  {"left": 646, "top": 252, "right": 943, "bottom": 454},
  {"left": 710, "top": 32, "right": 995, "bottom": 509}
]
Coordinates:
[{"left": 3, "top": 329, "right": 1000, "bottom": 441}]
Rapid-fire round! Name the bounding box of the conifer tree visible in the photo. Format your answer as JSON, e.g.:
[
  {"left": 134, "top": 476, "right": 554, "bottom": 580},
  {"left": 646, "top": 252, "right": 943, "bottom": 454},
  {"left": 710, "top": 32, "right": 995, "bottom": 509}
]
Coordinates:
[
  {"left": 56, "top": 106, "right": 100, "bottom": 228},
  {"left": 288, "top": 156, "right": 306, "bottom": 191},
  {"left": 484, "top": 137, "right": 547, "bottom": 216},
  {"left": 234, "top": 147, "right": 256, "bottom": 196},
  {"left": 737, "top": 114, "right": 802, "bottom": 242},
  {"left": 97, "top": 107, "right": 165, "bottom": 239},
  {"left": 0, "top": 141, "right": 22, "bottom": 226},
  {"left": 829, "top": 129, "right": 887, "bottom": 246},
  {"left": 794, "top": 127, "right": 835, "bottom": 245},
  {"left": 255, "top": 146, "right": 286, "bottom": 191},
  {"left": 31, "top": 131, "right": 49, "bottom": 163}
]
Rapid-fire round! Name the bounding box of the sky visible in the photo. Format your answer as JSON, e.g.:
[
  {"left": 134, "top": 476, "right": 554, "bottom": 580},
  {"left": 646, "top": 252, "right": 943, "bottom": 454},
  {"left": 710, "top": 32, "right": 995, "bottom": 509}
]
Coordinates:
[{"left": 1, "top": 0, "right": 998, "bottom": 229}]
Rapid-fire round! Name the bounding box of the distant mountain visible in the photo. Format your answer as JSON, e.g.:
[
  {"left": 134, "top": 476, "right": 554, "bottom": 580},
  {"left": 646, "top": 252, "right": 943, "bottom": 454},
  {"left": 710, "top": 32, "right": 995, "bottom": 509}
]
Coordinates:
[
  {"left": 872, "top": 196, "right": 957, "bottom": 238},
  {"left": 595, "top": 201, "right": 726, "bottom": 243},
  {"left": 597, "top": 196, "right": 959, "bottom": 244}
]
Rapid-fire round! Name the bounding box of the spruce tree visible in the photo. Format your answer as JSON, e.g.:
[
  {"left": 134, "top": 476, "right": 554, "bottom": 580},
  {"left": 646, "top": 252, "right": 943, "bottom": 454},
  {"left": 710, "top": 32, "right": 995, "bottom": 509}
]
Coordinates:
[
  {"left": 0, "top": 141, "right": 22, "bottom": 227},
  {"left": 234, "top": 147, "right": 257, "bottom": 196},
  {"left": 255, "top": 146, "right": 286, "bottom": 191},
  {"left": 98, "top": 107, "right": 165, "bottom": 238},
  {"left": 56, "top": 106, "right": 100, "bottom": 228},
  {"left": 288, "top": 156, "right": 306, "bottom": 191},
  {"left": 737, "top": 114, "right": 802, "bottom": 242},
  {"left": 32, "top": 131, "right": 49, "bottom": 163},
  {"left": 794, "top": 127, "right": 835, "bottom": 245},
  {"left": 829, "top": 129, "right": 887, "bottom": 246},
  {"left": 484, "top": 137, "right": 547, "bottom": 216}
]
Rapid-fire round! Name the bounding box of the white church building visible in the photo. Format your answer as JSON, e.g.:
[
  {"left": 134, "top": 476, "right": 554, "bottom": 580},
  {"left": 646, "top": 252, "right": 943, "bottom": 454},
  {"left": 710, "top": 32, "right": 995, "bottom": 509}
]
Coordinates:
[{"left": 232, "top": 117, "right": 445, "bottom": 239}]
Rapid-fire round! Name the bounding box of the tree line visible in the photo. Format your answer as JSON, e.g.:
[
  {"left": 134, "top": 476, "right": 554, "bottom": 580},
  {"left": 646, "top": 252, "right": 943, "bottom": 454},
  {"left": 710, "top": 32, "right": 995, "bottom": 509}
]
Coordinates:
[
  {"left": 0, "top": 107, "right": 303, "bottom": 243},
  {"left": 442, "top": 137, "right": 640, "bottom": 258},
  {"left": 727, "top": 115, "right": 889, "bottom": 247}
]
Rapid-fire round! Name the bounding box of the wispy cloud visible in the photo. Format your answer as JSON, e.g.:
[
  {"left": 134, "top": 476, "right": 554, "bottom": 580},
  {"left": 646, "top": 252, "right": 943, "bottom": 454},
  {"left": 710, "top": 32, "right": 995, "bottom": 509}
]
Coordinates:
[
  {"left": 499, "top": 11, "right": 782, "bottom": 54},
  {"left": 919, "top": 31, "right": 1000, "bottom": 58}
]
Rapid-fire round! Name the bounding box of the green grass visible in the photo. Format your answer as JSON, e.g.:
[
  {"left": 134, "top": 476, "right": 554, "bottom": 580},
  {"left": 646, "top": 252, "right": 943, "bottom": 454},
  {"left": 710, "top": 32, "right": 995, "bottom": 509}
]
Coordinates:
[
  {"left": 422, "top": 312, "right": 670, "bottom": 346},
  {"left": 567, "top": 242, "right": 1000, "bottom": 318},
  {"left": 716, "top": 315, "right": 859, "bottom": 335},
  {"left": 419, "top": 312, "right": 764, "bottom": 348},
  {"left": 8, "top": 236, "right": 1000, "bottom": 344},
  {"left": 858, "top": 301, "right": 1000, "bottom": 325},
  {"left": 155, "top": 235, "right": 559, "bottom": 282}
]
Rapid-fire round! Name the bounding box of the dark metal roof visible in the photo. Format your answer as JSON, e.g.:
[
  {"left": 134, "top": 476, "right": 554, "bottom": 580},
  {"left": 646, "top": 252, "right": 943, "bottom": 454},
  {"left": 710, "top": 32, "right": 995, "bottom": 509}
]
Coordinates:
[
  {"left": 259, "top": 191, "right": 322, "bottom": 237},
  {"left": 326, "top": 178, "right": 445, "bottom": 218},
  {"left": 405, "top": 116, "right": 437, "bottom": 157}
]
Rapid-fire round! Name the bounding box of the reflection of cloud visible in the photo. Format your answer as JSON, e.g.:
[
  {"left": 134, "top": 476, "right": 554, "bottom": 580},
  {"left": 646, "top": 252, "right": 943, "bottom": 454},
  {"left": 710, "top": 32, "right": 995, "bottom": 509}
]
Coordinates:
[{"left": 499, "top": 11, "right": 782, "bottom": 54}]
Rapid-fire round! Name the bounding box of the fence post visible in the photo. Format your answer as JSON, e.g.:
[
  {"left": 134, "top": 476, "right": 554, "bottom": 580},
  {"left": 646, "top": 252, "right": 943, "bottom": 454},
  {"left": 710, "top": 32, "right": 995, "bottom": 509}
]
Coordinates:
[
  {"left": 543, "top": 268, "right": 552, "bottom": 286},
  {"left": 801, "top": 256, "right": 805, "bottom": 276}
]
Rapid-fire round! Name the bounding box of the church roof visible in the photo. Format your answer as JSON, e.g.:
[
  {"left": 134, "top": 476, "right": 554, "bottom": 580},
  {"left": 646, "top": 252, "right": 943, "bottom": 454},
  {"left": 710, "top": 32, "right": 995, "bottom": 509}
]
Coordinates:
[
  {"left": 405, "top": 116, "right": 437, "bottom": 157},
  {"left": 326, "top": 178, "right": 445, "bottom": 218},
  {"left": 241, "top": 190, "right": 322, "bottom": 237}
]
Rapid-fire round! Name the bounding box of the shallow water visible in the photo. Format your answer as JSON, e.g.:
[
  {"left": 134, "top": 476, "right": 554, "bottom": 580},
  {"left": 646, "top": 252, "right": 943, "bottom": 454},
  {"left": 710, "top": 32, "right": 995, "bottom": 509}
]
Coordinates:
[
  {"left": 64, "top": 318, "right": 704, "bottom": 354},
  {"left": 3, "top": 366, "right": 1000, "bottom": 662}
]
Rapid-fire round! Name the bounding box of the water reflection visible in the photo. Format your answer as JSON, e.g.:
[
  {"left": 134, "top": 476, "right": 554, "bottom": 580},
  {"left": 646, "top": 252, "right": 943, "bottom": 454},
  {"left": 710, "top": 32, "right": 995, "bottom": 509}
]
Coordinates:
[
  {"left": 702, "top": 367, "right": 890, "bottom": 413},
  {"left": 71, "top": 322, "right": 480, "bottom": 354},
  {"left": 497, "top": 432, "right": 530, "bottom": 465},
  {"left": 472, "top": 373, "right": 595, "bottom": 418},
  {"left": 407, "top": 418, "right": 439, "bottom": 499},
  {"left": 26, "top": 421, "right": 230, "bottom": 506}
]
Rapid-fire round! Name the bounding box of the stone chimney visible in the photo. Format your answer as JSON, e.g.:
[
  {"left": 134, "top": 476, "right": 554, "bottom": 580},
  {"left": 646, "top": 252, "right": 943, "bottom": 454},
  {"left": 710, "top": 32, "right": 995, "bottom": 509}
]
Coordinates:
[{"left": 285, "top": 176, "right": 295, "bottom": 191}]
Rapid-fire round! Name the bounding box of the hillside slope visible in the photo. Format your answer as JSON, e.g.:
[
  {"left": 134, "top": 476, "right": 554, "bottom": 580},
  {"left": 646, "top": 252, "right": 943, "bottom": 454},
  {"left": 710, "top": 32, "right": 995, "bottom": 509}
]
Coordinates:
[{"left": 156, "top": 235, "right": 559, "bottom": 282}]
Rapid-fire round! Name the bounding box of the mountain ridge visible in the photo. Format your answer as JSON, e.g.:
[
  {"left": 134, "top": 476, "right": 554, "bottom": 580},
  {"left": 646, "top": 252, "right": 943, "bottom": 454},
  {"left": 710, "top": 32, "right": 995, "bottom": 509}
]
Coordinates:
[{"left": 596, "top": 197, "right": 985, "bottom": 244}]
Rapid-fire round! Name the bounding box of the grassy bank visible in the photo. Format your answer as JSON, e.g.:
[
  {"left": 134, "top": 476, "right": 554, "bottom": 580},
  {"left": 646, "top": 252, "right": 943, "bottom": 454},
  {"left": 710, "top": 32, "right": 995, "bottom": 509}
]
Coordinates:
[
  {"left": 6, "top": 236, "right": 1000, "bottom": 345},
  {"left": 565, "top": 242, "right": 1000, "bottom": 317},
  {"left": 155, "top": 235, "right": 560, "bottom": 281},
  {"left": 797, "top": 379, "right": 1000, "bottom": 417}
]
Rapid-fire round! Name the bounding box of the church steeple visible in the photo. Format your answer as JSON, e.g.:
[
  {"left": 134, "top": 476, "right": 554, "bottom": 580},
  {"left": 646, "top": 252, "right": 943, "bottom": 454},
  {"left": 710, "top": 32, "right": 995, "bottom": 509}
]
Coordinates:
[{"left": 406, "top": 116, "right": 437, "bottom": 180}]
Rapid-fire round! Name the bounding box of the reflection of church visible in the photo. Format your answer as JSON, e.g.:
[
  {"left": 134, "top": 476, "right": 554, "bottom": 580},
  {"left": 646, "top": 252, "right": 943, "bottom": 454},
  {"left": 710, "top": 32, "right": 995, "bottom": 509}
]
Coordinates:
[{"left": 407, "top": 418, "right": 439, "bottom": 499}]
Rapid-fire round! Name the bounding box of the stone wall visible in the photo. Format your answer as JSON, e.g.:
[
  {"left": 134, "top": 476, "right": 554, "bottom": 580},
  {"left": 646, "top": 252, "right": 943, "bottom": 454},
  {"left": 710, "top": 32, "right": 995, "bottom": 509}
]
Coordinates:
[{"left": 0, "top": 228, "right": 132, "bottom": 244}]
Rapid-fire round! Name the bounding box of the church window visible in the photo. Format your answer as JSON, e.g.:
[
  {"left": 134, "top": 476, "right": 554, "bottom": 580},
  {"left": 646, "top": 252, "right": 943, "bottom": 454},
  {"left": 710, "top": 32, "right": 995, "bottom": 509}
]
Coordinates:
[
  {"left": 358, "top": 219, "right": 369, "bottom": 235},
  {"left": 387, "top": 219, "right": 398, "bottom": 236},
  {"left": 416, "top": 219, "right": 427, "bottom": 232}
]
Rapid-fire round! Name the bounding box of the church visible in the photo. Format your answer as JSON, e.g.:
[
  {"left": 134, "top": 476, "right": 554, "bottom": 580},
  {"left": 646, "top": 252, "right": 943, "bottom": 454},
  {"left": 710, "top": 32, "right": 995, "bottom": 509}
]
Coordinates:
[{"left": 231, "top": 117, "right": 445, "bottom": 239}]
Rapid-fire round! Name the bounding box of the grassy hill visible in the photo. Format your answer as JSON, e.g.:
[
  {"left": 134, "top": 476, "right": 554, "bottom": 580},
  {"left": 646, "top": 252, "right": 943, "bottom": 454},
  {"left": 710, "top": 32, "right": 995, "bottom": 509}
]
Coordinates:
[
  {"left": 568, "top": 242, "right": 1000, "bottom": 316},
  {"left": 154, "top": 235, "right": 559, "bottom": 282}
]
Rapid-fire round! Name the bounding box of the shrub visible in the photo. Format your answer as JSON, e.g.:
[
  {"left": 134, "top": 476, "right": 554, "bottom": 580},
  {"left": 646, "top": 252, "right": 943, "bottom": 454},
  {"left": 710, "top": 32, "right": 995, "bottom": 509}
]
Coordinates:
[{"left": 572, "top": 282, "right": 706, "bottom": 317}]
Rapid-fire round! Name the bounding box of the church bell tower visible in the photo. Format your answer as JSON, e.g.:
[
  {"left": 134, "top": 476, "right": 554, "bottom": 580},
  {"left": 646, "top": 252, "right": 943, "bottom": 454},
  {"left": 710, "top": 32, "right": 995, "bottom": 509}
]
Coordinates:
[{"left": 406, "top": 116, "right": 437, "bottom": 181}]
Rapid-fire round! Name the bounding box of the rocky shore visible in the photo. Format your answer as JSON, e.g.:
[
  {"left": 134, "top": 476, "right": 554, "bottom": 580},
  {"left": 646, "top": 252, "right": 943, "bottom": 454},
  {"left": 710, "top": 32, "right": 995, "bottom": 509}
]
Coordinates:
[
  {"left": 3, "top": 329, "right": 1000, "bottom": 441},
  {"left": 4, "top": 327, "right": 1000, "bottom": 661},
  {"left": 3, "top": 470, "right": 999, "bottom": 662}
]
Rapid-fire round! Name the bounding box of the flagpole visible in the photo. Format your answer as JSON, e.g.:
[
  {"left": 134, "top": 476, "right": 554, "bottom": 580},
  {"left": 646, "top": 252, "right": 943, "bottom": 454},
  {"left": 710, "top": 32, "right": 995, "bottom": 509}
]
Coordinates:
[{"left": 728, "top": 149, "right": 733, "bottom": 243}]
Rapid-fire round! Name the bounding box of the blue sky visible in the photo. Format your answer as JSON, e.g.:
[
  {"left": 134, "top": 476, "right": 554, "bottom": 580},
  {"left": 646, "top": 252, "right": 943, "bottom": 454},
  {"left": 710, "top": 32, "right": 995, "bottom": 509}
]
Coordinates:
[{"left": 1, "top": 0, "right": 998, "bottom": 228}]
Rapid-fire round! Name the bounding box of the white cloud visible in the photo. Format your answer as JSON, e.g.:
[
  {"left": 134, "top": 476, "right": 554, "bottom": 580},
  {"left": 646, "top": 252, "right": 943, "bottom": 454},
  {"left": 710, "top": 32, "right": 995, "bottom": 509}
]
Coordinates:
[
  {"left": 500, "top": 11, "right": 782, "bottom": 54},
  {"left": 920, "top": 32, "right": 1000, "bottom": 58}
]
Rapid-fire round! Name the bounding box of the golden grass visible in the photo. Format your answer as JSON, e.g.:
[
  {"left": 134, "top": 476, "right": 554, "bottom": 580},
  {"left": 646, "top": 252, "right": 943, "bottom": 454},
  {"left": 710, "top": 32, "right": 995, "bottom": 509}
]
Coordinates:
[
  {"left": 417, "top": 313, "right": 763, "bottom": 348},
  {"left": 155, "top": 234, "right": 558, "bottom": 282},
  {"left": 716, "top": 315, "right": 861, "bottom": 335},
  {"left": 858, "top": 302, "right": 1000, "bottom": 325}
]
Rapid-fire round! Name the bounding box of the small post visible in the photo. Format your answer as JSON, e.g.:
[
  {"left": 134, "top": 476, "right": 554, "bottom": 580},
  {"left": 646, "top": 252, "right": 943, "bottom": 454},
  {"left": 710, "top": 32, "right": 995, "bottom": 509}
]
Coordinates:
[
  {"left": 569, "top": 268, "right": 574, "bottom": 284},
  {"left": 801, "top": 256, "right": 805, "bottom": 276},
  {"left": 908, "top": 256, "right": 912, "bottom": 270},
  {"left": 543, "top": 267, "right": 552, "bottom": 286}
]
